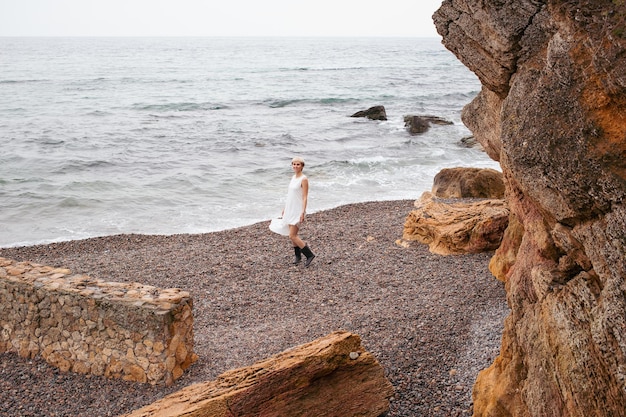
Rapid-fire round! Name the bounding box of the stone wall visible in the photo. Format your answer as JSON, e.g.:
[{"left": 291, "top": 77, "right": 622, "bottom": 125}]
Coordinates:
[{"left": 0, "top": 257, "right": 197, "bottom": 386}]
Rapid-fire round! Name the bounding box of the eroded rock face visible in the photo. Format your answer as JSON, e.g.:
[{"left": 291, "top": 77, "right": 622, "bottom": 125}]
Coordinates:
[
  {"left": 122, "top": 331, "right": 393, "bottom": 417},
  {"left": 434, "top": 1, "right": 626, "bottom": 416},
  {"left": 402, "top": 191, "right": 509, "bottom": 255}
]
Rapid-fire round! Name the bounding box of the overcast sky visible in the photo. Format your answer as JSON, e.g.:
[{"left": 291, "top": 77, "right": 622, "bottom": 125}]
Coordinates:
[{"left": 0, "top": 0, "right": 443, "bottom": 37}]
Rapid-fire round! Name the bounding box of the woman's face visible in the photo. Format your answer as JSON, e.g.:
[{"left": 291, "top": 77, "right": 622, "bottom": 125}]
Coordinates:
[{"left": 291, "top": 161, "right": 303, "bottom": 173}]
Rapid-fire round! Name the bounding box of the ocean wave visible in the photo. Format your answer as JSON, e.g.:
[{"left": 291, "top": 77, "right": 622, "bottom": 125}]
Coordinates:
[
  {"left": 133, "top": 102, "right": 228, "bottom": 112},
  {"left": 86, "top": 110, "right": 113, "bottom": 117},
  {"left": 0, "top": 79, "right": 50, "bottom": 84},
  {"left": 265, "top": 99, "right": 304, "bottom": 108},
  {"left": 277, "top": 66, "right": 367, "bottom": 72},
  {"left": 59, "top": 179, "right": 121, "bottom": 192},
  {"left": 317, "top": 156, "right": 390, "bottom": 172},
  {"left": 39, "top": 138, "right": 66, "bottom": 146},
  {"left": 116, "top": 77, "right": 195, "bottom": 85},
  {"left": 278, "top": 67, "right": 310, "bottom": 71},
  {"left": 264, "top": 97, "right": 359, "bottom": 108},
  {"left": 52, "top": 160, "right": 116, "bottom": 174},
  {"left": 319, "top": 97, "right": 360, "bottom": 105},
  {"left": 58, "top": 197, "right": 88, "bottom": 208},
  {"left": 347, "top": 156, "right": 389, "bottom": 164},
  {"left": 316, "top": 66, "right": 368, "bottom": 72},
  {"left": 440, "top": 91, "right": 480, "bottom": 99}
]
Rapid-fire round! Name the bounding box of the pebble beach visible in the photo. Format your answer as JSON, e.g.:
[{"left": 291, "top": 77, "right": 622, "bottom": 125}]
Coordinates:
[{"left": 0, "top": 200, "right": 508, "bottom": 417}]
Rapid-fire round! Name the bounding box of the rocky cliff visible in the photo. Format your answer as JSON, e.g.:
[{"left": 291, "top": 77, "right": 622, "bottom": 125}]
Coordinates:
[{"left": 433, "top": 1, "right": 626, "bottom": 416}]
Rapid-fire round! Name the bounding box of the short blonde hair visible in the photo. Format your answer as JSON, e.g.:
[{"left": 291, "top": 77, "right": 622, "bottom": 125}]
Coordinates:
[{"left": 292, "top": 156, "right": 305, "bottom": 167}]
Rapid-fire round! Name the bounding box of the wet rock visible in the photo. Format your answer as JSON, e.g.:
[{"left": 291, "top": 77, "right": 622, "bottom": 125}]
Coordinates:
[
  {"left": 403, "top": 115, "right": 453, "bottom": 135},
  {"left": 350, "top": 105, "right": 387, "bottom": 121}
]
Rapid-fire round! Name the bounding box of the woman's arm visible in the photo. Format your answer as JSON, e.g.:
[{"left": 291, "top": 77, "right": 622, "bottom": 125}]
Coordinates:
[{"left": 300, "top": 177, "right": 309, "bottom": 222}]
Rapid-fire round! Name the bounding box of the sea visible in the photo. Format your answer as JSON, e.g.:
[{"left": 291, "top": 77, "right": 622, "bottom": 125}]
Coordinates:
[{"left": 0, "top": 36, "right": 499, "bottom": 248}]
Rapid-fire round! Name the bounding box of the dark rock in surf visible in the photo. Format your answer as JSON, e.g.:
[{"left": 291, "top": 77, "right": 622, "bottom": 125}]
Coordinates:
[
  {"left": 404, "top": 115, "right": 430, "bottom": 134},
  {"left": 351, "top": 106, "right": 387, "bottom": 121},
  {"left": 459, "top": 135, "right": 484, "bottom": 150},
  {"left": 403, "top": 115, "right": 453, "bottom": 135}
]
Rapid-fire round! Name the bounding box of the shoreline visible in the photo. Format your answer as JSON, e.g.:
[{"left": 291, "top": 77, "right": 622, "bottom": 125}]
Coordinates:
[
  {"left": 0, "top": 197, "right": 426, "bottom": 250},
  {"left": 0, "top": 200, "right": 508, "bottom": 416}
]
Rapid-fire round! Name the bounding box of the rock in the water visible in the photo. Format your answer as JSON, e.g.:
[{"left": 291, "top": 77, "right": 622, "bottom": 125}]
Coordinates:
[
  {"left": 432, "top": 167, "right": 505, "bottom": 199},
  {"left": 435, "top": 1, "right": 626, "bottom": 416},
  {"left": 402, "top": 192, "right": 509, "bottom": 255},
  {"left": 121, "top": 331, "right": 393, "bottom": 417},
  {"left": 423, "top": 115, "right": 454, "bottom": 125},
  {"left": 459, "top": 135, "right": 484, "bottom": 150},
  {"left": 403, "top": 114, "right": 453, "bottom": 135},
  {"left": 350, "top": 105, "right": 387, "bottom": 120},
  {"left": 404, "top": 115, "right": 430, "bottom": 134}
]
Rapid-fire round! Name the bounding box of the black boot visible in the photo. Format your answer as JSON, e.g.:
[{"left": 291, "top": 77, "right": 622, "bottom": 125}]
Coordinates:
[
  {"left": 301, "top": 245, "right": 316, "bottom": 267},
  {"left": 293, "top": 246, "right": 302, "bottom": 265}
]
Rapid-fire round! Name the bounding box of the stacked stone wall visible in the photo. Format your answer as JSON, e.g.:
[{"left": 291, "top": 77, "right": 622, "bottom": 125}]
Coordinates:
[{"left": 0, "top": 257, "right": 197, "bottom": 386}]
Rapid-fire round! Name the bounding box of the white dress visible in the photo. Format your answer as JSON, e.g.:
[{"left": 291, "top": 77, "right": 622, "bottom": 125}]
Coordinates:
[
  {"left": 283, "top": 174, "right": 306, "bottom": 226},
  {"left": 268, "top": 174, "right": 306, "bottom": 236}
]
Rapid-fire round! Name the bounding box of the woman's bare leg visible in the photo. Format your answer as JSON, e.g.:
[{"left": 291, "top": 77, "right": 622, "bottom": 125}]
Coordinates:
[
  {"left": 289, "top": 225, "right": 305, "bottom": 248},
  {"left": 290, "top": 224, "right": 315, "bottom": 266}
]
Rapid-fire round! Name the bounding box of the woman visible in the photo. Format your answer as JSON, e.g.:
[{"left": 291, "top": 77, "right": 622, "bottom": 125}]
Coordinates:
[{"left": 281, "top": 156, "right": 315, "bottom": 267}]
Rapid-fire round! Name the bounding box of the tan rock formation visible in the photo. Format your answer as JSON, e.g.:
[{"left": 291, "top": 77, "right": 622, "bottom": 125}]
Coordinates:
[
  {"left": 488, "top": 211, "right": 524, "bottom": 283},
  {"left": 434, "top": 1, "right": 626, "bottom": 416},
  {"left": 121, "top": 331, "right": 393, "bottom": 417},
  {"left": 432, "top": 167, "right": 505, "bottom": 199},
  {"left": 402, "top": 192, "right": 509, "bottom": 255}
]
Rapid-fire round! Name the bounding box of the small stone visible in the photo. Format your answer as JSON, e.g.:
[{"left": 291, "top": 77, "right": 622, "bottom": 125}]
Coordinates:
[
  {"left": 123, "top": 364, "right": 147, "bottom": 383},
  {"left": 172, "top": 365, "right": 184, "bottom": 380},
  {"left": 136, "top": 356, "right": 150, "bottom": 371},
  {"left": 349, "top": 351, "right": 360, "bottom": 360},
  {"left": 153, "top": 341, "right": 165, "bottom": 355}
]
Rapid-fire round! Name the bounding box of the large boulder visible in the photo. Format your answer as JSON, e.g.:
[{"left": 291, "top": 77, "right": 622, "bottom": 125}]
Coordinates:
[
  {"left": 121, "top": 331, "right": 393, "bottom": 417},
  {"left": 432, "top": 167, "right": 505, "bottom": 199},
  {"left": 434, "top": 1, "right": 626, "bottom": 416},
  {"left": 402, "top": 191, "right": 509, "bottom": 255}
]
